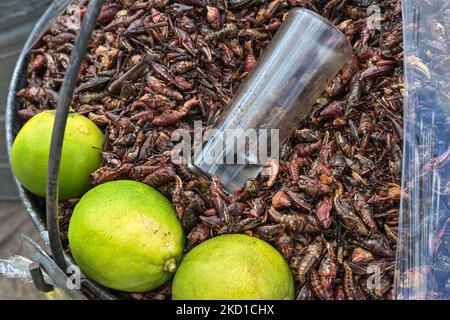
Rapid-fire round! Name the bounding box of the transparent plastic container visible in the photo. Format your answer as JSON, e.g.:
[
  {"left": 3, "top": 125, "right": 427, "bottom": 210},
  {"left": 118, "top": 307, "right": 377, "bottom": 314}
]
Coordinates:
[
  {"left": 193, "top": 8, "right": 352, "bottom": 192},
  {"left": 395, "top": 0, "right": 450, "bottom": 300}
]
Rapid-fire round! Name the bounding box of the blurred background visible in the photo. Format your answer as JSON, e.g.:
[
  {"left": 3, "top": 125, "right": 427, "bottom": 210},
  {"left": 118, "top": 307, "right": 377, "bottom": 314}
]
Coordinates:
[{"left": 0, "top": 0, "right": 53, "bottom": 299}]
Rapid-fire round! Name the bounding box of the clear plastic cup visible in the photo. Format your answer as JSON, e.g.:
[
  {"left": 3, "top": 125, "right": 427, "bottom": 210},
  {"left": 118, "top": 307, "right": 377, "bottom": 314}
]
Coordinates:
[{"left": 193, "top": 8, "right": 353, "bottom": 192}]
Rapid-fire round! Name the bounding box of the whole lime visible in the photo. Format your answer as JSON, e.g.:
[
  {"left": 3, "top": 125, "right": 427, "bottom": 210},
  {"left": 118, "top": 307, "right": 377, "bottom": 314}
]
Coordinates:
[
  {"left": 68, "top": 180, "right": 185, "bottom": 292},
  {"left": 11, "top": 110, "right": 103, "bottom": 200},
  {"left": 172, "top": 234, "right": 295, "bottom": 300}
]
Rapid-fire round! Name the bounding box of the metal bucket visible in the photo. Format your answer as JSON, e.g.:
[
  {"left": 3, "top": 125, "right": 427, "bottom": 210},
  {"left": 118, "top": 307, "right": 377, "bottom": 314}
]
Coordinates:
[{"left": 5, "top": 2, "right": 115, "bottom": 300}]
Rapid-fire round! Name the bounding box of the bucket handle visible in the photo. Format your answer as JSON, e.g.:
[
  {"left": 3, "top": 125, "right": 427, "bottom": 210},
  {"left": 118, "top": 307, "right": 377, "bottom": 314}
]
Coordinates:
[{"left": 46, "top": 0, "right": 105, "bottom": 273}]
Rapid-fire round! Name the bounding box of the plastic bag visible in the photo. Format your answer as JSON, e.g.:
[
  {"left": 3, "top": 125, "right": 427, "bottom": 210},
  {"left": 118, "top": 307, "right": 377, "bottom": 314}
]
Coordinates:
[
  {"left": 0, "top": 255, "right": 53, "bottom": 284},
  {"left": 0, "top": 255, "right": 34, "bottom": 283},
  {"left": 395, "top": 0, "right": 450, "bottom": 300},
  {"left": 0, "top": 255, "right": 71, "bottom": 300}
]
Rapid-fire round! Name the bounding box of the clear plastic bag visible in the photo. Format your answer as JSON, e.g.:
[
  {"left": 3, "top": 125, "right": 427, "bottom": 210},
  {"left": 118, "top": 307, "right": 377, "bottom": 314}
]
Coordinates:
[
  {"left": 395, "top": 0, "right": 450, "bottom": 300},
  {"left": 0, "top": 255, "right": 70, "bottom": 299},
  {"left": 0, "top": 255, "right": 34, "bottom": 283}
]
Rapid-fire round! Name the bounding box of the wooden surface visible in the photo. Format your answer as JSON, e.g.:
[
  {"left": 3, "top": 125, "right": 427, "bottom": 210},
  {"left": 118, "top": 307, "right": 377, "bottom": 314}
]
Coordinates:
[{"left": 0, "top": 0, "right": 52, "bottom": 200}]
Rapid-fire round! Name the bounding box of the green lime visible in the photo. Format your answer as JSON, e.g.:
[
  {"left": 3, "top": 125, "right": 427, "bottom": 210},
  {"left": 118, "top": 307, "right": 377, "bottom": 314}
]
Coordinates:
[
  {"left": 172, "top": 234, "right": 295, "bottom": 300},
  {"left": 68, "top": 180, "right": 185, "bottom": 292},
  {"left": 11, "top": 110, "right": 103, "bottom": 200}
]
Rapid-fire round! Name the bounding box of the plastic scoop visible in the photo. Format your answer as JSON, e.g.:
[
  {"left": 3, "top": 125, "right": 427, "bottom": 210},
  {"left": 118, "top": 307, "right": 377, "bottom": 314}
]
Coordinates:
[{"left": 193, "top": 8, "right": 352, "bottom": 192}]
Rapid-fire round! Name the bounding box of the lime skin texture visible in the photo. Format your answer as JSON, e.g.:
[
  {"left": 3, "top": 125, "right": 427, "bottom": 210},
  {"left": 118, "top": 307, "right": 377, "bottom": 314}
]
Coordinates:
[
  {"left": 11, "top": 110, "right": 103, "bottom": 200},
  {"left": 172, "top": 233, "right": 295, "bottom": 300},
  {"left": 68, "top": 180, "right": 185, "bottom": 292}
]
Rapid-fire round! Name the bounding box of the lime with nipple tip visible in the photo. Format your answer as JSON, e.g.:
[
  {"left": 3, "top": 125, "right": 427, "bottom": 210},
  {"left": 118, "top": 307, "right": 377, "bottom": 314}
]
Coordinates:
[
  {"left": 68, "top": 180, "right": 185, "bottom": 292},
  {"left": 172, "top": 234, "right": 295, "bottom": 300}
]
